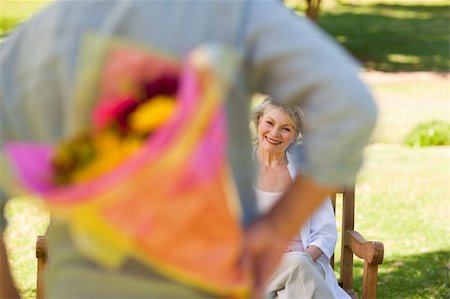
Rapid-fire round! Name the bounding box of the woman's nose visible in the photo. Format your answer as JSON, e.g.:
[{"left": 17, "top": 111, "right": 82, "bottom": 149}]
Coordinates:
[{"left": 270, "top": 127, "right": 281, "bottom": 136}]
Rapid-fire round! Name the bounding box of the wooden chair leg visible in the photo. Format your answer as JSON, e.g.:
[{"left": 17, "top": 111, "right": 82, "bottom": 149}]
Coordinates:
[
  {"left": 36, "top": 235, "right": 47, "bottom": 299},
  {"left": 362, "top": 262, "right": 379, "bottom": 299},
  {"left": 340, "top": 244, "right": 354, "bottom": 291}
]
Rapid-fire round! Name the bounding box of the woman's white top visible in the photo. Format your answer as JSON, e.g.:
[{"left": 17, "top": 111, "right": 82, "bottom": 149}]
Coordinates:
[
  {"left": 255, "top": 151, "right": 351, "bottom": 299},
  {"left": 254, "top": 187, "right": 283, "bottom": 212},
  {"left": 254, "top": 187, "right": 305, "bottom": 252}
]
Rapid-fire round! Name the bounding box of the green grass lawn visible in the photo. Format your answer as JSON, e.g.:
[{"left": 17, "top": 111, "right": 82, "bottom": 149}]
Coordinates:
[
  {"left": 353, "top": 144, "right": 450, "bottom": 298},
  {"left": 328, "top": 72, "right": 450, "bottom": 298},
  {"left": 332, "top": 143, "right": 449, "bottom": 298},
  {"left": 361, "top": 73, "right": 449, "bottom": 144},
  {"left": 293, "top": 0, "right": 450, "bottom": 72},
  {"left": 4, "top": 74, "right": 449, "bottom": 298}
]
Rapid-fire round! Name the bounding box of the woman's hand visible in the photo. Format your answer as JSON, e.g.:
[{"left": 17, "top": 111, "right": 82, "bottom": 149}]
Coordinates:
[{"left": 306, "top": 245, "right": 323, "bottom": 262}]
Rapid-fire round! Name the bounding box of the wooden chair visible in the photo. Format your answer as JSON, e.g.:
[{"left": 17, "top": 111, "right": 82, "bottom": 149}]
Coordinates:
[
  {"left": 35, "top": 185, "right": 384, "bottom": 299},
  {"left": 330, "top": 186, "right": 384, "bottom": 299}
]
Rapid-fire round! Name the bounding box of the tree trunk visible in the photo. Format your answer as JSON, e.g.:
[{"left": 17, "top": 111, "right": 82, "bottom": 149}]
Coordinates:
[{"left": 305, "top": 0, "right": 322, "bottom": 22}]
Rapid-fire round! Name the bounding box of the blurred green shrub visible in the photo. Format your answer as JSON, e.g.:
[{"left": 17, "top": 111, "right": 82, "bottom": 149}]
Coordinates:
[{"left": 404, "top": 120, "right": 450, "bottom": 147}]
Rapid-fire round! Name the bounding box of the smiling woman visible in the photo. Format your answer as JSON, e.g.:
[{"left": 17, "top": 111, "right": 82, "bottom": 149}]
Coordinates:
[
  {"left": 250, "top": 97, "right": 351, "bottom": 299},
  {"left": 252, "top": 97, "right": 303, "bottom": 193}
]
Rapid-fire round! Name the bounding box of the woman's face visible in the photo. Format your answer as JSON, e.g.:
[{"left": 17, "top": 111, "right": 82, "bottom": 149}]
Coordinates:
[{"left": 257, "top": 107, "right": 297, "bottom": 154}]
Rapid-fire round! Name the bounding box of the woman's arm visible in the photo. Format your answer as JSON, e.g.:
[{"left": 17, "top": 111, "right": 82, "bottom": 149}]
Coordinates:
[
  {"left": 308, "top": 198, "right": 338, "bottom": 260},
  {"left": 305, "top": 245, "right": 323, "bottom": 262}
]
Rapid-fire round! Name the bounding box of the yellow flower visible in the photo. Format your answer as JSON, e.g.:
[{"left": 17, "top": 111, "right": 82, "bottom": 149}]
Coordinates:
[
  {"left": 129, "top": 96, "right": 176, "bottom": 133},
  {"left": 72, "top": 132, "right": 143, "bottom": 183},
  {"left": 53, "top": 96, "right": 176, "bottom": 184}
]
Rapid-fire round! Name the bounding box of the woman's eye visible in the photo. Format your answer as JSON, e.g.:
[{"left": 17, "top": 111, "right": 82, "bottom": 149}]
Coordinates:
[
  {"left": 266, "top": 121, "right": 273, "bottom": 126},
  {"left": 283, "top": 128, "right": 291, "bottom": 132}
]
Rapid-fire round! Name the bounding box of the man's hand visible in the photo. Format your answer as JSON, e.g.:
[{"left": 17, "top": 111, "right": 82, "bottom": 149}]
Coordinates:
[{"left": 244, "top": 218, "right": 290, "bottom": 298}]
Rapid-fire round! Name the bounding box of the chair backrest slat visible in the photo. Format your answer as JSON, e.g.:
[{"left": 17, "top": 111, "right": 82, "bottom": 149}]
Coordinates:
[
  {"left": 330, "top": 186, "right": 356, "bottom": 287},
  {"left": 340, "top": 185, "right": 355, "bottom": 290},
  {"left": 330, "top": 192, "right": 337, "bottom": 269}
]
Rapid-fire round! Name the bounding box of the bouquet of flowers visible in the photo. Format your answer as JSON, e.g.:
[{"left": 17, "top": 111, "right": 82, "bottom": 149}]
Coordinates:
[
  {"left": 52, "top": 76, "right": 178, "bottom": 185},
  {"left": 5, "top": 35, "right": 250, "bottom": 297}
]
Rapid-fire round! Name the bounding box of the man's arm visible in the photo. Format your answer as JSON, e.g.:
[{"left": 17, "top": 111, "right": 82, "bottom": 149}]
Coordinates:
[
  {"left": 0, "top": 236, "right": 20, "bottom": 299},
  {"left": 244, "top": 3, "right": 376, "bottom": 295}
]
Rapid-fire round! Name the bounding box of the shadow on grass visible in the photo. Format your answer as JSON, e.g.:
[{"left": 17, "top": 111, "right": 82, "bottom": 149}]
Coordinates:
[
  {"left": 339, "top": 250, "right": 450, "bottom": 298},
  {"left": 317, "top": 3, "right": 449, "bottom": 72}
]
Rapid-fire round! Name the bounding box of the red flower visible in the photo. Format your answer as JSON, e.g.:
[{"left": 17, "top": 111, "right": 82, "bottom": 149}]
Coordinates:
[
  {"left": 92, "top": 97, "right": 138, "bottom": 131},
  {"left": 142, "top": 74, "right": 178, "bottom": 100}
]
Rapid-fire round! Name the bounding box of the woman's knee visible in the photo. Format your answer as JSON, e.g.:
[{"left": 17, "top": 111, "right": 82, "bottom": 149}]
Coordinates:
[{"left": 283, "top": 252, "right": 315, "bottom": 272}]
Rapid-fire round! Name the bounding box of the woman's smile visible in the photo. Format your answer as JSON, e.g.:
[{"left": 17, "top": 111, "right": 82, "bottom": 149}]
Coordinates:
[{"left": 264, "top": 135, "right": 282, "bottom": 145}]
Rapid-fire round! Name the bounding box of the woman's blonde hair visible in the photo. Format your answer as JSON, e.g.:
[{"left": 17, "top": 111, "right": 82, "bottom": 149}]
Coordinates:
[{"left": 252, "top": 96, "right": 305, "bottom": 146}]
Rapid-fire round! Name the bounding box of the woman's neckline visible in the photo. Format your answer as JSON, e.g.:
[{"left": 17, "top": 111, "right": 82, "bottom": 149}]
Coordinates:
[{"left": 254, "top": 185, "right": 286, "bottom": 194}]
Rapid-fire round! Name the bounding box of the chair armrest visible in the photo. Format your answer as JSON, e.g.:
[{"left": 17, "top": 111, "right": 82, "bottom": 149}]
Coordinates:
[
  {"left": 344, "top": 230, "right": 384, "bottom": 265},
  {"left": 36, "top": 235, "right": 48, "bottom": 260}
]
